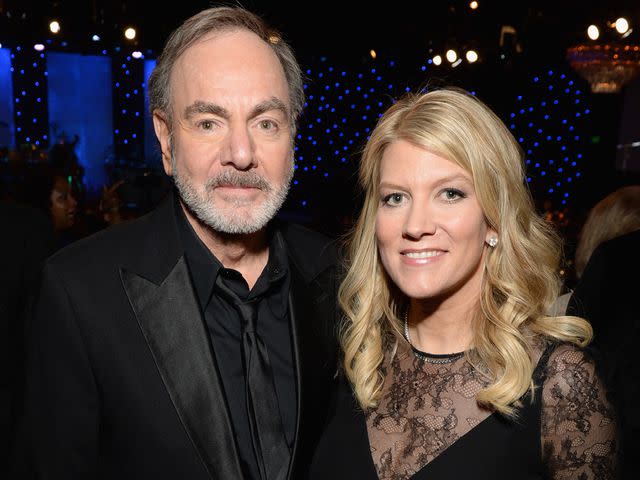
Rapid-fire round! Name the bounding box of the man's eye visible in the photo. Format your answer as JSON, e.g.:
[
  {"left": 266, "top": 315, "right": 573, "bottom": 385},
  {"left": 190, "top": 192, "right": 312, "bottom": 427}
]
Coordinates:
[
  {"left": 259, "top": 120, "right": 277, "bottom": 130},
  {"left": 199, "top": 120, "right": 214, "bottom": 130}
]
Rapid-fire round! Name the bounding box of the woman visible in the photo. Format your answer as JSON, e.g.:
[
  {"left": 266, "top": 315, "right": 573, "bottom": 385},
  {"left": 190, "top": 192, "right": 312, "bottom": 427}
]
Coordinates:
[{"left": 310, "top": 89, "right": 618, "bottom": 479}]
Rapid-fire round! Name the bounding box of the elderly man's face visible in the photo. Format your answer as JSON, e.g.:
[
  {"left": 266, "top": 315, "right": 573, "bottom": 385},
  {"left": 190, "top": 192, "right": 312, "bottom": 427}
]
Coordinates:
[{"left": 155, "top": 29, "right": 294, "bottom": 234}]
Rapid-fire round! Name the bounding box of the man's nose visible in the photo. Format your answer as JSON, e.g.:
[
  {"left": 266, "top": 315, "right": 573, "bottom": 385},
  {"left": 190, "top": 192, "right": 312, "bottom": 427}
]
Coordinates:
[{"left": 221, "top": 124, "right": 256, "bottom": 170}]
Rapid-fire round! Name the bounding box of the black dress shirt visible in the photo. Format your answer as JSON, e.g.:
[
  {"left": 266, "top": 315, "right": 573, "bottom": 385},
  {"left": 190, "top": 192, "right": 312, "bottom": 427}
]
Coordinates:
[{"left": 175, "top": 199, "right": 295, "bottom": 480}]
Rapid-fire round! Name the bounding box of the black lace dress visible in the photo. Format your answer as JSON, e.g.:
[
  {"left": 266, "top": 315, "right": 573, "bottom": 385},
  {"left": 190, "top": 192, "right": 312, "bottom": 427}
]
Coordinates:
[{"left": 309, "top": 339, "right": 618, "bottom": 479}]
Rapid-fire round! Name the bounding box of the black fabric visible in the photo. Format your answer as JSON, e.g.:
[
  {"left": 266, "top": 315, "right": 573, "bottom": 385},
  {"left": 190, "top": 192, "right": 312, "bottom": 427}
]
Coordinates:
[
  {"left": 309, "top": 346, "right": 555, "bottom": 480},
  {"left": 24, "top": 191, "right": 341, "bottom": 479},
  {"left": 568, "top": 229, "right": 640, "bottom": 480},
  {"left": 175, "top": 199, "right": 295, "bottom": 480},
  {"left": 215, "top": 275, "right": 290, "bottom": 480}
]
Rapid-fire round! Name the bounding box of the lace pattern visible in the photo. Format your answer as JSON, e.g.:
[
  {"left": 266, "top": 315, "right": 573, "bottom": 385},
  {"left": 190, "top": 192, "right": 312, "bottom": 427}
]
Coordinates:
[{"left": 366, "top": 339, "right": 618, "bottom": 480}]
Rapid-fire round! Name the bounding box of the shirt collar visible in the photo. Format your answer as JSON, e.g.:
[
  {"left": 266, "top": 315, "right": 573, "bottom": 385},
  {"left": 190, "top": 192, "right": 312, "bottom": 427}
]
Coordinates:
[{"left": 174, "top": 193, "right": 289, "bottom": 310}]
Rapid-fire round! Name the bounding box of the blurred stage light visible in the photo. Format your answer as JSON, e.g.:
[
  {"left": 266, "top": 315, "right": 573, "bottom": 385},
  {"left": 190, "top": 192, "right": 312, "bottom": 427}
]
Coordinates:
[
  {"left": 432, "top": 55, "right": 442, "bottom": 65},
  {"left": 124, "top": 27, "right": 136, "bottom": 40},
  {"left": 466, "top": 50, "right": 478, "bottom": 63},
  {"left": 615, "top": 17, "right": 629, "bottom": 34},
  {"left": 446, "top": 49, "right": 457, "bottom": 63},
  {"left": 587, "top": 25, "right": 599, "bottom": 40},
  {"left": 49, "top": 20, "right": 61, "bottom": 34}
]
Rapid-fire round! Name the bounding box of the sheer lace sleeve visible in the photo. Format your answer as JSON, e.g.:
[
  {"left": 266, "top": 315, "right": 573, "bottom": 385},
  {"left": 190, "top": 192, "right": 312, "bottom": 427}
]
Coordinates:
[{"left": 541, "top": 343, "right": 619, "bottom": 479}]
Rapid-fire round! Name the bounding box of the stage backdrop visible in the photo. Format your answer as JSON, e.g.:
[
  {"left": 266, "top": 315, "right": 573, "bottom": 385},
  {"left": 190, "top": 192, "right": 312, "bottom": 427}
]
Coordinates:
[{"left": 47, "top": 52, "right": 113, "bottom": 192}]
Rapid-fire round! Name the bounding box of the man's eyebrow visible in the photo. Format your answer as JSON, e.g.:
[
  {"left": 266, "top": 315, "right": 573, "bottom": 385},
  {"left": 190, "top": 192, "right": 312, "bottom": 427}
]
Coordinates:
[
  {"left": 249, "top": 97, "right": 289, "bottom": 120},
  {"left": 184, "top": 101, "right": 230, "bottom": 120}
]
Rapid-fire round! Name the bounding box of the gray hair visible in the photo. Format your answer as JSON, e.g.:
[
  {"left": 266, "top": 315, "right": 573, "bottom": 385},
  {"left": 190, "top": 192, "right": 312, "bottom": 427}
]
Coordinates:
[{"left": 148, "top": 6, "right": 304, "bottom": 134}]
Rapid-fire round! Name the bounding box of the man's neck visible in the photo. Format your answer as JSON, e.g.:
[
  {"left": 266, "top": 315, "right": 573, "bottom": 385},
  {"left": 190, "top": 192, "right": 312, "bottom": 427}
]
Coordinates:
[{"left": 180, "top": 202, "right": 269, "bottom": 290}]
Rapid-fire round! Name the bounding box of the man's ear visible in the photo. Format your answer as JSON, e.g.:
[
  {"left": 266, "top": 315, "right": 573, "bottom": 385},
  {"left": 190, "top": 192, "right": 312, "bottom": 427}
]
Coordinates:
[{"left": 152, "top": 110, "right": 173, "bottom": 176}]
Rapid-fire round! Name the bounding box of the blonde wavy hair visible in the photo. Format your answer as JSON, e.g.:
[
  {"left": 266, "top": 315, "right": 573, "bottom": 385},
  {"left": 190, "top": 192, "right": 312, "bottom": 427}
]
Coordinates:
[
  {"left": 574, "top": 185, "right": 640, "bottom": 278},
  {"left": 340, "top": 88, "right": 592, "bottom": 416}
]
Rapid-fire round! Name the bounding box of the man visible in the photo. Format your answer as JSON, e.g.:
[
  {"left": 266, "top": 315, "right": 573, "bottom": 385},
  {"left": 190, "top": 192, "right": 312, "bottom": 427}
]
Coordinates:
[
  {"left": 568, "top": 229, "right": 640, "bottom": 480},
  {"left": 26, "top": 7, "right": 339, "bottom": 479}
]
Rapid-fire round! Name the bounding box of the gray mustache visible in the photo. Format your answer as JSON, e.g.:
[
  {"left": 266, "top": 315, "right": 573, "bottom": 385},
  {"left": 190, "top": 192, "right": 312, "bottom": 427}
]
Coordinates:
[{"left": 206, "top": 170, "right": 271, "bottom": 191}]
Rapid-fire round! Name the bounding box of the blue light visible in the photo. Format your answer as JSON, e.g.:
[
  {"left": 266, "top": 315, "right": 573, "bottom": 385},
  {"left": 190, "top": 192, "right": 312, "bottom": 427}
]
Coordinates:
[
  {"left": 537, "top": 129, "right": 543, "bottom": 134},
  {"left": 115, "top": 82, "right": 120, "bottom": 87},
  {"left": 422, "top": 66, "right": 426, "bottom": 71},
  {"left": 518, "top": 137, "right": 524, "bottom": 142},
  {"left": 576, "top": 90, "right": 581, "bottom": 95},
  {"left": 35, "top": 141, "right": 40, "bottom": 145},
  {"left": 565, "top": 88, "right": 570, "bottom": 93},
  {"left": 26, "top": 137, "right": 30, "bottom": 142},
  {"left": 17, "top": 127, "right": 21, "bottom": 132},
  {"left": 301, "top": 201, "right": 307, "bottom": 206},
  {"left": 32, "top": 118, "right": 37, "bottom": 123},
  {"left": 561, "top": 74, "right": 566, "bottom": 79},
  {"left": 528, "top": 122, "right": 533, "bottom": 128},
  {"left": 544, "top": 115, "right": 549, "bottom": 120},
  {"left": 126, "top": 93, "right": 130, "bottom": 98},
  {"left": 576, "top": 172, "right": 581, "bottom": 177},
  {"left": 558, "top": 168, "right": 563, "bottom": 173},
  {"left": 548, "top": 188, "right": 554, "bottom": 193},
  {"left": 371, "top": 68, "right": 376, "bottom": 74},
  {"left": 115, "top": 129, "right": 119, "bottom": 134},
  {"left": 358, "top": 73, "right": 363, "bottom": 79},
  {"left": 533, "top": 77, "right": 539, "bottom": 82},
  {"left": 318, "top": 72, "right": 323, "bottom": 78},
  {"left": 293, "top": 180, "right": 299, "bottom": 185},
  {"left": 527, "top": 177, "right": 532, "bottom": 182},
  {"left": 35, "top": 81, "right": 39, "bottom": 86},
  {"left": 549, "top": 159, "right": 554, "bottom": 164},
  {"left": 553, "top": 100, "right": 558, "bottom": 105},
  {"left": 324, "top": 85, "right": 330, "bottom": 91},
  {"left": 575, "top": 112, "right": 581, "bottom": 117},
  {"left": 510, "top": 124, "right": 516, "bottom": 129},
  {"left": 519, "top": 109, "right": 525, "bottom": 114},
  {"left": 535, "top": 163, "right": 540, "bottom": 168},
  {"left": 341, "top": 71, "right": 346, "bottom": 76},
  {"left": 568, "top": 81, "right": 574, "bottom": 86},
  {"left": 21, "top": 90, "right": 26, "bottom": 96},
  {"left": 548, "top": 85, "right": 553, "bottom": 91},
  {"left": 121, "top": 109, "right": 127, "bottom": 114},
  {"left": 584, "top": 109, "right": 590, "bottom": 114},
  {"left": 575, "top": 99, "right": 580, "bottom": 104},
  {"left": 306, "top": 69, "right": 311, "bottom": 74},
  {"left": 541, "top": 101, "right": 546, "bottom": 106},
  {"left": 564, "top": 193, "right": 569, "bottom": 198},
  {"left": 577, "top": 153, "right": 582, "bottom": 159},
  {"left": 517, "top": 95, "right": 522, "bottom": 100},
  {"left": 16, "top": 111, "right": 21, "bottom": 116},
  {"left": 341, "top": 157, "right": 347, "bottom": 163},
  {"left": 548, "top": 70, "right": 554, "bottom": 75},
  {"left": 132, "top": 133, "right": 137, "bottom": 139},
  {"left": 43, "top": 134, "right": 47, "bottom": 140},
  {"left": 510, "top": 113, "right": 516, "bottom": 118},
  {"left": 541, "top": 171, "right": 546, "bottom": 176},
  {"left": 556, "top": 181, "right": 561, "bottom": 186},
  {"left": 324, "top": 172, "right": 329, "bottom": 177},
  {"left": 529, "top": 107, "right": 534, "bottom": 112}
]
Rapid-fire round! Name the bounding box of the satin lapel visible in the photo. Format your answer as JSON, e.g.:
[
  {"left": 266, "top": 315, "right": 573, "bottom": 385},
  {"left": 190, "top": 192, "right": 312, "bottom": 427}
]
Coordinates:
[
  {"left": 121, "top": 257, "right": 242, "bottom": 479},
  {"left": 287, "top": 265, "right": 335, "bottom": 478}
]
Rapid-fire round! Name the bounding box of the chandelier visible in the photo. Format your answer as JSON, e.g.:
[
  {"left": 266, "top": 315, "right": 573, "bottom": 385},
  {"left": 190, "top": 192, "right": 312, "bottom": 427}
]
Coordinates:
[{"left": 567, "top": 44, "right": 640, "bottom": 93}]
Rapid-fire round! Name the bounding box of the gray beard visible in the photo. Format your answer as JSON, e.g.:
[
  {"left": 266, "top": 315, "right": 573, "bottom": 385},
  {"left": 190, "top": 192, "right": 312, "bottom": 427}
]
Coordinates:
[{"left": 170, "top": 152, "right": 293, "bottom": 235}]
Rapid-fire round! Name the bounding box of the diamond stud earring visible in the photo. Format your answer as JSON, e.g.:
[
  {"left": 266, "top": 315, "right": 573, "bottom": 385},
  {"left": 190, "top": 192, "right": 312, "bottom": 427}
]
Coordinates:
[{"left": 487, "top": 237, "right": 498, "bottom": 248}]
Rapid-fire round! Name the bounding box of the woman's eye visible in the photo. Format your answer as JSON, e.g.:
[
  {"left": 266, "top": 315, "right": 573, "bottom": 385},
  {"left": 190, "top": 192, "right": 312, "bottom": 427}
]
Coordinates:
[
  {"left": 382, "top": 193, "right": 404, "bottom": 206},
  {"left": 442, "top": 188, "right": 466, "bottom": 202}
]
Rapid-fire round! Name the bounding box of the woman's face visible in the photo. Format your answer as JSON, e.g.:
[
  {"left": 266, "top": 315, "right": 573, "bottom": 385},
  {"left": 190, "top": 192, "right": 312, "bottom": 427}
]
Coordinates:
[
  {"left": 375, "top": 140, "right": 496, "bottom": 306},
  {"left": 50, "top": 176, "right": 77, "bottom": 231}
]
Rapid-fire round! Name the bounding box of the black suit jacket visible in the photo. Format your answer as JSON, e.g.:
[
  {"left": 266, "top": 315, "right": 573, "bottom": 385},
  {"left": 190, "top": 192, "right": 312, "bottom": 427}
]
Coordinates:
[
  {"left": 25, "top": 193, "right": 340, "bottom": 479},
  {"left": 0, "top": 203, "right": 53, "bottom": 477},
  {"left": 568, "top": 229, "right": 640, "bottom": 479}
]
